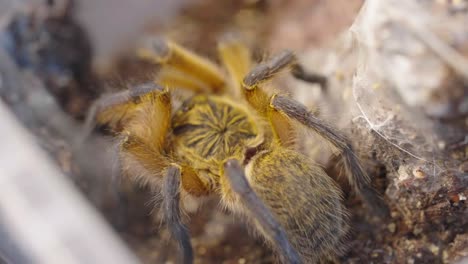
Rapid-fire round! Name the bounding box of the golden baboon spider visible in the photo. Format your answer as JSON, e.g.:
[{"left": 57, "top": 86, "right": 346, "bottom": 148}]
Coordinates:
[{"left": 88, "top": 37, "right": 388, "bottom": 264}]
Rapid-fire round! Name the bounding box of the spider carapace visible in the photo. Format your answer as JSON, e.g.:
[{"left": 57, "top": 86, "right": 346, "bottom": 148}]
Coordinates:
[
  {"left": 172, "top": 95, "right": 261, "bottom": 189},
  {"left": 89, "top": 37, "right": 389, "bottom": 264}
]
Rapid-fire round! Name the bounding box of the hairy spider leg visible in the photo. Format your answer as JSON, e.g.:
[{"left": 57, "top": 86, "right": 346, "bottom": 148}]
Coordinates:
[
  {"left": 241, "top": 50, "right": 297, "bottom": 146},
  {"left": 291, "top": 63, "right": 328, "bottom": 89},
  {"left": 235, "top": 52, "right": 349, "bottom": 262},
  {"left": 242, "top": 51, "right": 389, "bottom": 217},
  {"left": 270, "top": 95, "right": 389, "bottom": 217},
  {"left": 217, "top": 37, "right": 252, "bottom": 98},
  {"left": 89, "top": 82, "right": 218, "bottom": 264},
  {"left": 223, "top": 159, "right": 302, "bottom": 264},
  {"left": 93, "top": 82, "right": 208, "bottom": 193},
  {"left": 137, "top": 37, "right": 225, "bottom": 93},
  {"left": 84, "top": 82, "right": 164, "bottom": 131},
  {"left": 163, "top": 165, "right": 194, "bottom": 264}
]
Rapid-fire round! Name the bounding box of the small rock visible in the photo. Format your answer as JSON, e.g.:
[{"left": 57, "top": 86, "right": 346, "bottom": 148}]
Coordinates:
[{"left": 413, "top": 167, "right": 426, "bottom": 179}]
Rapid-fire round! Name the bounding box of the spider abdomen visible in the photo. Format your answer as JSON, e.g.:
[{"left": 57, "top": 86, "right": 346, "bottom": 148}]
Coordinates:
[{"left": 246, "top": 148, "right": 349, "bottom": 262}]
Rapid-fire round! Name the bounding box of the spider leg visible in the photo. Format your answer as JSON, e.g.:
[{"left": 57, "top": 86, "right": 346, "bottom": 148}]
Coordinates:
[
  {"left": 291, "top": 64, "right": 328, "bottom": 89},
  {"left": 243, "top": 50, "right": 296, "bottom": 90},
  {"left": 243, "top": 50, "right": 326, "bottom": 90},
  {"left": 223, "top": 159, "right": 302, "bottom": 264},
  {"left": 241, "top": 50, "right": 388, "bottom": 217},
  {"left": 138, "top": 37, "right": 225, "bottom": 93},
  {"left": 85, "top": 81, "right": 209, "bottom": 196},
  {"left": 217, "top": 36, "right": 252, "bottom": 97},
  {"left": 163, "top": 165, "right": 194, "bottom": 264},
  {"left": 83, "top": 82, "right": 165, "bottom": 135},
  {"left": 240, "top": 51, "right": 298, "bottom": 145},
  {"left": 270, "top": 95, "right": 390, "bottom": 217}
]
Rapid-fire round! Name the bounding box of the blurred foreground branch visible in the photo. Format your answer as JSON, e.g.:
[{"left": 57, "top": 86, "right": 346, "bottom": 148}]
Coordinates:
[
  {"left": 0, "top": 100, "right": 139, "bottom": 264},
  {"left": 0, "top": 13, "right": 138, "bottom": 262}
]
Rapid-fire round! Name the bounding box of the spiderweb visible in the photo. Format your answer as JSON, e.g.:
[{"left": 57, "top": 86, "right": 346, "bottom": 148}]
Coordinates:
[{"left": 294, "top": 0, "right": 467, "bottom": 186}]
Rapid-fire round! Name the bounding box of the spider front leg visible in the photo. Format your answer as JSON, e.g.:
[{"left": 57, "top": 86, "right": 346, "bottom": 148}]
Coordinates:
[
  {"left": 138, "top": 37, "right": 225, "bottom": 93},
  {"left": 270, "top": 95, "right": 390, "bottom": 217},
  {"left": 240, "top": 50, "right": 324, "bottom": 144},
  {"left": 86, "top": 82, "right": 205, "bottom": 263},
  {"left": 223, "top": 159, "right": 302, "bottom": 264},
  {"left": 120, "top": 137, "right": 196, "bottom": 264},
  {"left": 163, "top": 165, "right": 194, "bottom": 264},
  {"left": 82, "top": 82, "right": 166, "bottom": 137},
  {"left": 242, "top": 51, "right": 389, "bottom": 217},
  {"left": 217, "top": 36, "right": 253, "bottom": 97},
  {"left": 242, "top": 50, "right": 327, "bottom": 90}
]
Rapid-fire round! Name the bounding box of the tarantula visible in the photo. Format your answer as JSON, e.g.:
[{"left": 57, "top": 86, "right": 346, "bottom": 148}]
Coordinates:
[{"left": 88, "top": 37, "right": 388, "bottom": 263}]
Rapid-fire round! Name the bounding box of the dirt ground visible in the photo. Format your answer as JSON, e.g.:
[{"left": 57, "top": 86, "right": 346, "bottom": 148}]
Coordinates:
[{"left": 0, "top": 0, "right": 466, "bottom": 263}]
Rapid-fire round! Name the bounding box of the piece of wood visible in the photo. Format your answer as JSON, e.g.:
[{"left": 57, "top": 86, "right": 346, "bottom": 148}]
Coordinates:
[{"left": 0, "top": 100, "right": 140, "bottom": 264}]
